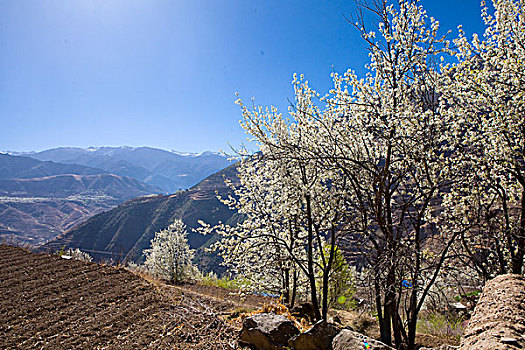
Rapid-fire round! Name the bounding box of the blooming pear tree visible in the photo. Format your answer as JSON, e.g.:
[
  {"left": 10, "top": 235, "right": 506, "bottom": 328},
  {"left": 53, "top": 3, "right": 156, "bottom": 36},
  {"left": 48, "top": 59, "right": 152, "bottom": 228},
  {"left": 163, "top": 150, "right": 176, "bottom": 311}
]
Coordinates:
[
  {"left": 441, "top": 0, "right": 525, "bottom": 276},
  {"left": 285, "top": 1, "right": 464, "bottom": 347},
  {"left": 143, "top": 219, "right": 195, "bottom": 285},
  {"left": 198, "top": 1, "right": 523, "bottom": 349},
  {"left": 201, "top": 130, "right": 353, "bottom": 321}
]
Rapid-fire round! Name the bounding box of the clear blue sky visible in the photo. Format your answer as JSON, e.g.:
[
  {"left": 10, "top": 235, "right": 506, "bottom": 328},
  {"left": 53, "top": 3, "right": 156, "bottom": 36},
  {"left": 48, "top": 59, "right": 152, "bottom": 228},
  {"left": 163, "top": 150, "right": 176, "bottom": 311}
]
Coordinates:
[{"left": 0, "top": 0, "right": 485, "bottom": 153}]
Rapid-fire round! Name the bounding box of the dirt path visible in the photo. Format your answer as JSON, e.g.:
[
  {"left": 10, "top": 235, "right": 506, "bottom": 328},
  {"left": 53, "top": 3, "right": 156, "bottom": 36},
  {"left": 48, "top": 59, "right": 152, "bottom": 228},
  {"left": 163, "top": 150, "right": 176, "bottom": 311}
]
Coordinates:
[{"left": 0, "top": 245, "right": 237, "bottom": 349}]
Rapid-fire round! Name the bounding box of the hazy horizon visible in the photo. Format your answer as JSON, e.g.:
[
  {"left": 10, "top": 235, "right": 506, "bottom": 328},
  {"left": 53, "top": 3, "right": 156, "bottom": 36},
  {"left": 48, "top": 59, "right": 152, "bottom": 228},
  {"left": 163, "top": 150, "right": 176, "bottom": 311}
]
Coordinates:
[{"left": 2, "top": 145, "right": 230, "bottom": 155}]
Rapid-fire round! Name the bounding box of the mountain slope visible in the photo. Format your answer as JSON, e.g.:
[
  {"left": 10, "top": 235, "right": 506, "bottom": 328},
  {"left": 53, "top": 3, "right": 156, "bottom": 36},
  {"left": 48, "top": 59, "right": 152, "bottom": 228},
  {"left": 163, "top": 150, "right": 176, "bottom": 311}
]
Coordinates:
[
  {"left": 0, "top": 153, "right": 106, "bottom": 179},
  {"left": 43, "top": 164, "right": 241, "bottom": 270},
  {"left": 25, "top": 147, "right": 233, "bottom": 193},
  {"left": 0, "top": 174, "right": 158, "bottom": 198}
]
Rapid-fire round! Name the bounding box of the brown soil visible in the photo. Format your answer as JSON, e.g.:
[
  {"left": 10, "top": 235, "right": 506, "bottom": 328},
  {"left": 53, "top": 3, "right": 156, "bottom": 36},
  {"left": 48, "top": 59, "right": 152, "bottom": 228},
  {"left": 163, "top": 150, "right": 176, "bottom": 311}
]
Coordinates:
[
  {"left": 0, "top": 244, "right": 460, "bottom": 349},
  {"left": 0, "top": 244, "right": 240, "bottom": 349}
]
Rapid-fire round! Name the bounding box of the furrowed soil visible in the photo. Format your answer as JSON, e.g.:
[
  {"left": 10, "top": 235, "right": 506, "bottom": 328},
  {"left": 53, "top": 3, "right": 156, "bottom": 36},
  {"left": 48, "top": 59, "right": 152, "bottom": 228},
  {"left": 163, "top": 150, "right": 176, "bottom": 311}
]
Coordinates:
[
  {"left": 0, "top": 244, "right": 263, "bottom": 349},
  {"left": 0, "top": 244, "right": 454, "bottom": 349}
]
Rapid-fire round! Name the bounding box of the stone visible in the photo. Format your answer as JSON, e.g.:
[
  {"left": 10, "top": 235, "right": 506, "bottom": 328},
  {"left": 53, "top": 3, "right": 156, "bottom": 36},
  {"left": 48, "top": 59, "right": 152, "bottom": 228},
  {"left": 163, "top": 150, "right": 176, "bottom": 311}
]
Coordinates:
[
  {"left": 239, "top": 313, "right": 300, "bottom": 350},
  {"left": 332, "top": 329, "right": 394, "bottom": 350},
  {"left": 500, "top": 337, "right": 518, "bottom": 345},
  {"left": 459, "top": 274, "right": 525, "bottom": 350},
  {"left": 288, "top": 320, "right": 341, "bottom": 350}
]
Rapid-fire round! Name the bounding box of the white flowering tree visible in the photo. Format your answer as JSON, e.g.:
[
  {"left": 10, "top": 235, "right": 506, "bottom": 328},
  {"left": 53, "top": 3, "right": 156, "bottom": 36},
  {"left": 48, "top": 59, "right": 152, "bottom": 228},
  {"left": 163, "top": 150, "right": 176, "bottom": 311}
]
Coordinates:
[
  {"left": 199, "top": 1, "right": 523, "bottom": 348},
  {"left": 143, "top": 219, "right": 195, "bottom": 284},
  {"left": 201, "top": 132, "right": 352, "bottom": 321},
  {"left": 200, "top": 156, "right": 307, "bottom": 307},
  {"left": 290, "top": 1, "right": 464, "bottom": 348},
  {"left": 441, "top": 0, "right": 525, "bottom": 277}
]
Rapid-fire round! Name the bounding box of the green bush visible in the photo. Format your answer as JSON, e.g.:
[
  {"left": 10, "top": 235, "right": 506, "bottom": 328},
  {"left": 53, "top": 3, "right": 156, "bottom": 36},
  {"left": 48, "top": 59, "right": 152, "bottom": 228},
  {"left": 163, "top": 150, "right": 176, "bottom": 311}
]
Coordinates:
[
  {"left": 201, "top": 272, "right": 252, "bottom": 290},
  {"left": 318, "top": 245, "right": 357, "bottom": 310},
  {"left": 417, "top": 312, "right": 465, "bottom": 341}
]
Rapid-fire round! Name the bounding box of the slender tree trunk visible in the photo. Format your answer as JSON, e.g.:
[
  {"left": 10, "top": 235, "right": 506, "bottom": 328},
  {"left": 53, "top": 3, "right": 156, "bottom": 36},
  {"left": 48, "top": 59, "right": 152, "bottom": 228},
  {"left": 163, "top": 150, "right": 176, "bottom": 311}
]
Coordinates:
[
  {"left": 321, "top": 228, "right": 337, "bottom": 320},
  {"left": 406, "top": 228, "right": 422, "bottom": 350},
  {"left": 283, "top": 267, "right": 290, "bottom": 306},
  {"left": 380, "top": 267, "right": 394, "bottom": 347},
  {"left": 407, "top": 317, "right": 417, "bottom": 350},
  {"left": 375, "top": 275, "right": 389, "bottom": 345},
  {"left": 290, "top": 270, "right": 298, "bottom": 308},
  {"left": 305, "top": 194, "right": 322, "bottom": 321},
  {"left": 321, "top": 270, "right": 329, "bottom": 320},
  {"left": 391, "top": 297, "right": 404, "bottom": 349}
]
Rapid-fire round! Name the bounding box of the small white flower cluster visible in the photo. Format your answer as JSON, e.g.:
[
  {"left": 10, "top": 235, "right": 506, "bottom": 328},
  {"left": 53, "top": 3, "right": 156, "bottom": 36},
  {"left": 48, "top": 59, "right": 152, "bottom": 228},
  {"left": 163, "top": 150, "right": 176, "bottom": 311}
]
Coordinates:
[{"left": 65, "top": 248, "right": 93, "bottom": 262}]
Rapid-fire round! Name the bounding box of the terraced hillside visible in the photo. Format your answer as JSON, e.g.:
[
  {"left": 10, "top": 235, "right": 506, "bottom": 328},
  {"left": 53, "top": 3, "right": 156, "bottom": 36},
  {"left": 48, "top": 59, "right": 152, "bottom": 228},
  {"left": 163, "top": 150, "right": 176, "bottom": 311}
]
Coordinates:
[{"left": 0, "top": 245, "right": 237, "bottom": 349}]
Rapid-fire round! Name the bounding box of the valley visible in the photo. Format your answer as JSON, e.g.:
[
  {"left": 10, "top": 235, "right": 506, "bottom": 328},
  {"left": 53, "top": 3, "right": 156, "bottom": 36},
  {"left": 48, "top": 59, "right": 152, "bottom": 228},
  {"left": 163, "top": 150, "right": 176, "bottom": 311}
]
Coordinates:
[
  {"left": 42, "top": 164, "right": 240, "bottom": 271},
  {"left": 0, "top": 148, "right": 234, "bottom": 247}
]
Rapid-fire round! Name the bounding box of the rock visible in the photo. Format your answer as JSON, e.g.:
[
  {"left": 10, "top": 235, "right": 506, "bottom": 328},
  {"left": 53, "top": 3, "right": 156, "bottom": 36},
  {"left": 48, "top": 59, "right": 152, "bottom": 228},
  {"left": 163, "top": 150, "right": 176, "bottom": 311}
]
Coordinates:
[
  {"left": 419, "top": 346, "right": 459, "bottom": 350},
  {"left": 459, "top": 274, "right": 525, "bottom": 350},
  {"left": 331, "top": 315, "right": 342, "bottom": 325},
  {"left": 288, "top": 320, "right": 341, "bottom": 350},
  {"left": 448, "top": 302, "right": 467, "bottom": 311},
  {"left": 290, "top": 303, "right": 317, "bottom": 322},
  {"left": 239, "top": 313, "right": 300, "bottom": 350},
  {"left": 500, "top": 337, "right": 518, "bottom": 345},
  {"left": 332, "top": 330, "right": 394, "bottom": 350}
]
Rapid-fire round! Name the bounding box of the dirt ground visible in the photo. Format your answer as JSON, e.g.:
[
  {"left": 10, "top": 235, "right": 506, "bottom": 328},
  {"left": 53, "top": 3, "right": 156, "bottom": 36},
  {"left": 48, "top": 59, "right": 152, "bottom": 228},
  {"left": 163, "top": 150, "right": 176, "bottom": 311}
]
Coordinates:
[
  {"left": 1, "top": 244, "right": 457, "bottom": 349},
  {"left": 0, "top": 244, "right": 240, "bottom": 349}
]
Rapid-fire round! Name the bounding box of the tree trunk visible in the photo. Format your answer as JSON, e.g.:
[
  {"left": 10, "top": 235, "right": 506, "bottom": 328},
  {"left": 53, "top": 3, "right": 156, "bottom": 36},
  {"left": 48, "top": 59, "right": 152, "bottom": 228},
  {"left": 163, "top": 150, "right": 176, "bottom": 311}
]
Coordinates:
[
  {"left": 321, "top": 269, "right": 330, "bottom": 320},
  {"left": 406, "top": 317, "right": 417, "bottom": 350},
  {"left": 283, "top": 267, "right": 290, "bottom": 306},
  {"left": 290, "top": 270, "right": 298, "bottom": 308},
  {"left": 305, "top": 194, "right": 322, "bottom": 321},
  {"left": 375, "top": 276, "right": 389, "bottom": 345}
]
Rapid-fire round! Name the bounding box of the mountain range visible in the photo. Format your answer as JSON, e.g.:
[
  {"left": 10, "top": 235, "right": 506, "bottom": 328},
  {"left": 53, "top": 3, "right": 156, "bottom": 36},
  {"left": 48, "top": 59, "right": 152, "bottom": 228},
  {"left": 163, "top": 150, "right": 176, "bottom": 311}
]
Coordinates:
[
  {"left": 16, "top": 146, "right": 232, "bottom": 193},
  {"left": 0, "top": 147, "right": 234, "bottom": 246},
  {"left": 0, "top": 153, "right": 160, "bottom": 245}
]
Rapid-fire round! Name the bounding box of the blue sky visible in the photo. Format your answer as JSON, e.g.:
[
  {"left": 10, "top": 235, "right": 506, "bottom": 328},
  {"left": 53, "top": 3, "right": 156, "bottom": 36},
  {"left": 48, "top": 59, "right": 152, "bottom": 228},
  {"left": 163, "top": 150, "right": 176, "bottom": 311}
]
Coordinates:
[{"left": 0, "top": 0, "right": 485, "bottom": 153}]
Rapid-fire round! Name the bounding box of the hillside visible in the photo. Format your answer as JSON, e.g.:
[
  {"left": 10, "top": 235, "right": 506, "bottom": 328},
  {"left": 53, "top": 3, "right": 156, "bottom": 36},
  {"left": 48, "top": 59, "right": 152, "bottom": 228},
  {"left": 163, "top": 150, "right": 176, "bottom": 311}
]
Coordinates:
[
  {"left": 43, "top": 164, "right": 241, "bottom": 270},
  {"left": 0, "top": 153, "right": 106, "bottom": 179},
  {"left": 0, "top": 244, "right": 238, "bottom": 349},
  {"left": 0, "top": 154, "right": 161, "bottom": 245},
  {"left": 22, "top": 146, "right": 233, "bottom": 193},
  {"left": 0, "top": 173, "right": 158, "bottom": 198}
]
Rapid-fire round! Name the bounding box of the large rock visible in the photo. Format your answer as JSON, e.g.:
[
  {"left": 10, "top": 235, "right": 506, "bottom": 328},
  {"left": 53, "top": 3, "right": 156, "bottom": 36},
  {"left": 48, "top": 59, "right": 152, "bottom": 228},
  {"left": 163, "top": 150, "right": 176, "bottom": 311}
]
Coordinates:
[
  {"left": 289, "top": 320, "right": 341, "bottom": 350},
  {"left": 459, "top": 274, "right": 525, "bottom": 350},
  {"left": 239, "top": 313, "right": 300, "bottom": 350},
  {"left": 332, "top": 330, "right": 394, "bottom": 350}
]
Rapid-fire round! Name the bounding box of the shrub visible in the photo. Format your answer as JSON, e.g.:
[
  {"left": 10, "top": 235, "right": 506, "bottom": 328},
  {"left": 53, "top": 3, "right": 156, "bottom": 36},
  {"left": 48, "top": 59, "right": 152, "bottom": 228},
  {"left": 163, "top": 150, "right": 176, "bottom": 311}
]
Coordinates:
[
  {"left": 417, "top": 312, "right": 465, "bottom": 342},
  {"left": 143, "top": 219, "right": 195, "bottom": 284}
]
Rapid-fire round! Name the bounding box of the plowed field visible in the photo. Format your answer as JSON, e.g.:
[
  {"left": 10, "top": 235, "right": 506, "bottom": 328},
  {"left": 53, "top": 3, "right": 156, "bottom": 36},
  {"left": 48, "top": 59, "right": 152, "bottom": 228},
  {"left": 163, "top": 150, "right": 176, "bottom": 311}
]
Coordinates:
[{"left": 0, "top": 245, "right": 238, "bottom": 349}]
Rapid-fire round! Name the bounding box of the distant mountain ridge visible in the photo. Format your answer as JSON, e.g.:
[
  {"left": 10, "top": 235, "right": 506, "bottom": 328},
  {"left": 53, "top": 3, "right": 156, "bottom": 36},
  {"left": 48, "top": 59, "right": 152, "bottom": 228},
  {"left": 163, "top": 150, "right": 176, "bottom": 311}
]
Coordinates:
[
  {"left": 0, "top": 153, "right": 107, "bottom": 179},
  {"left": 16, "top": 146, "right": 233, "bottom": 193},
  {"left": 0, "top": 173, "right": 158, "bottom": 198},
  {"left": 0, "top": 154, "right": 161, "bottom": 245}
]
